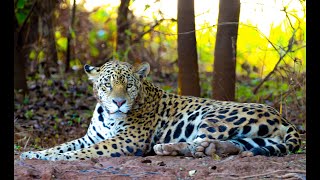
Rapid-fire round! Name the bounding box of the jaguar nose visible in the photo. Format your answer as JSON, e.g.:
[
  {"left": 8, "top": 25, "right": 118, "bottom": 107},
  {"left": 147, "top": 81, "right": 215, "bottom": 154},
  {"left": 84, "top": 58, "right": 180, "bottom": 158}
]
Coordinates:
[{"left": 112, "top": 98, "right": 126, "bottom": 107}]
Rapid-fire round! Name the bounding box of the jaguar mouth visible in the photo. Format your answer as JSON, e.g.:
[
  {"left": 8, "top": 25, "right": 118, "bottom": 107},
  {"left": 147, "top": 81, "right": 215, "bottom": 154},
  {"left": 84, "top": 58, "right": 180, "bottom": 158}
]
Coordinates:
[
  {"left": 109, "top": 110, "right": 127, "bottom": 119},
  {"left": 109, "top": 110, "right": 126, "bottom": 114}
]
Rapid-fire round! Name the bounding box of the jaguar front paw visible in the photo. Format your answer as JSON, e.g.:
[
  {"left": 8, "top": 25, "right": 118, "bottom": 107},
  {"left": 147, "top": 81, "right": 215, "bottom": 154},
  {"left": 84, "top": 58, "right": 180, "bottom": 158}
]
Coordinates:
[{"left": 20, "top": 151, "right": 49, "bottom": 160}]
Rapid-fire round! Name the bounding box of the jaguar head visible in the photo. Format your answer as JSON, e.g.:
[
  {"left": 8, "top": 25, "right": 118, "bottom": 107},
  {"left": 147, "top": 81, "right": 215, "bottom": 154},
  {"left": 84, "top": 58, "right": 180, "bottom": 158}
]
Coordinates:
[{"left": 84, "top": 60, "right": 150, "bottom": 118}]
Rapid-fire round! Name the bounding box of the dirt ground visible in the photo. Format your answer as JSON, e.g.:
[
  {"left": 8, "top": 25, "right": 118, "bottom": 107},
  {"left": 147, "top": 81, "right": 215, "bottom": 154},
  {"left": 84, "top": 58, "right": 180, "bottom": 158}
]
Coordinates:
[{"left": 14, "top": 152, "right": 306, "bottom": 180}]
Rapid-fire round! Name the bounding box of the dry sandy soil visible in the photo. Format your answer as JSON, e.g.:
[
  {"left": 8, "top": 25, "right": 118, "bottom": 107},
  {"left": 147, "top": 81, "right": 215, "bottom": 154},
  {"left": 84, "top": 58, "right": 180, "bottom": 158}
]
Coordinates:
[{"left": 14, "top": 153, "right": 306, "bottom": 180}]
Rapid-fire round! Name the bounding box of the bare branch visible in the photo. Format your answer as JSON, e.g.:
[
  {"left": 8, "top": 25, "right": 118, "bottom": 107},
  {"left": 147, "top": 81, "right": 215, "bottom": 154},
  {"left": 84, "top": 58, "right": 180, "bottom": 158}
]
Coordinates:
[
  {"left": 153, "top": 21, "right": 240, "bottom": 36},
  {"left": 131, "top": 18, "right": 171, "bottom": 44},
  {"left": 237, "top": 170, "right": 306, "bottom": 179},
  {"left": 253, "top": 28, "right": 297, "bottom": 94},
  {"left": 210, "top": 170, "right": 305, "bottom": 179},
  {"left": 292, "top": 45, "right": 306, "bottom": 52}
]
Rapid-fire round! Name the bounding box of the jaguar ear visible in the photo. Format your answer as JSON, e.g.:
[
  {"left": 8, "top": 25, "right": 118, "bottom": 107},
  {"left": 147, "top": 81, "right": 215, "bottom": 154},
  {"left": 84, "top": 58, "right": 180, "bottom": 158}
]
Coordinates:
[
  {"left": 84, "top": 64, "right": 100, "bottom": 81},
  {"left": 134, "top": 62, "right": 150, "bottom": 79}
]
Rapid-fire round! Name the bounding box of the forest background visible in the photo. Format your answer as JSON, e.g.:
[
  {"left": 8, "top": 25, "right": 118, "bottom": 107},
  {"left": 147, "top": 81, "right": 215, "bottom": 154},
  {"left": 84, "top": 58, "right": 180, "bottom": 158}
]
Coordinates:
[{"left": 14, "top": 0, "right": 306, "bottom": 152}]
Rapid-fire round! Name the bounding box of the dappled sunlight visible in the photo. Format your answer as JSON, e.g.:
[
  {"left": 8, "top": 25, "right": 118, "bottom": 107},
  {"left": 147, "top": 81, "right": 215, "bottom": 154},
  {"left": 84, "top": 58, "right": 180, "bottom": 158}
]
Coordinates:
[
  {"left": 78, "top": 0, "right": 305, "bottom": 34},
  {"left": 71, "top": 0, "right": 305, "bottom": 76}
]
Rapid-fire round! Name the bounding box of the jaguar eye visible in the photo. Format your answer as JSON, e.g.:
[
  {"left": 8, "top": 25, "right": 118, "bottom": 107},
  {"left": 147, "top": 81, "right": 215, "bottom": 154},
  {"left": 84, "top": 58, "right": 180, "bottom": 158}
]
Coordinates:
[
  {"left": 105, "top": 82, "right": 111, "bottom": 88},
  {"left": 127, "top": 83, "right": 133, "bottom": 88}
]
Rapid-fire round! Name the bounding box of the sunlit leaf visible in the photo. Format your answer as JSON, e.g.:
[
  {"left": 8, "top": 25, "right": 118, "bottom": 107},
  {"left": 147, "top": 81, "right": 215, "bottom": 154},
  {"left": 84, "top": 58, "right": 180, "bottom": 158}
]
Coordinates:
[
  {"left": 57, "top": 37, "right": 68, "bottom": 51},
  {"left": 29, "top": 50, "right": 36, "bottom": 60},
  {"left": 55, "top": 31, "right": 61, "bottom": 39},
  {"left": 89, "top": 31, "right": 97, "bottom": 44},
  {"left": 89, "top": 8, "right": 109, "bottom": 24},
  {"left": 279, "top": 83, "right": 288, "bottom": 91},
  {"left": 144, "top": 4, "right": 150, "bottom": 11},
  {"left": 47, "top": 79, "right": 53, "bottom": 86},
  {"left": 38, "top": 51, "right": 45, "bottom": 61},
  {"left": 71, "top": 28, "right": 76, "bottom": 39}
]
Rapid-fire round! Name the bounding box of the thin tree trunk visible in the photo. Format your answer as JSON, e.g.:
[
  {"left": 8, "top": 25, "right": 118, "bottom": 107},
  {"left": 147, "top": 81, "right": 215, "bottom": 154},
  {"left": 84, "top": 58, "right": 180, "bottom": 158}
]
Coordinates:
[
  {"left": 14, "top": 16, "right": 28, "bottom": 93},
  {"left": 177, "top": 0, "right": 200, "bottom": 97},
  {"left": 116, "top": 0, "right": 131, "bottom": 62},
  {"left": 66, "top": 0, "right": 76, "bottom": 72},
  {"left": 212, "top": 0, "right": 240, "bottom": 101},
  {"left": 47, "top": 7, "right": 58, "bottom": 65},
  {"left": 37, "top": 0, "right": 58, "bottom": 76}
]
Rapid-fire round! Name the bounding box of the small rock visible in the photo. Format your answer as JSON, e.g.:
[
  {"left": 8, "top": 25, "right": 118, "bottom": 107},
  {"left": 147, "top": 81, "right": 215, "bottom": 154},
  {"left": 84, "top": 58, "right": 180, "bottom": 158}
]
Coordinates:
[
  {"left": 141, "top": 159, "right": 152, "bottom": 163},
  {"left": 90, "top": 158, "right": 99, "bottom": 163},
  {"left": 202, "top": 162, "right": 208, "bottom": 166},
  {"left": 189, "top": 170, "right": 197, "bottom": 176},
  {"left": 156, "top": 161, "right": 166, "bottom": 166},
  {"left": 94, "top": 163, "right": 103, "bottom": 168}
]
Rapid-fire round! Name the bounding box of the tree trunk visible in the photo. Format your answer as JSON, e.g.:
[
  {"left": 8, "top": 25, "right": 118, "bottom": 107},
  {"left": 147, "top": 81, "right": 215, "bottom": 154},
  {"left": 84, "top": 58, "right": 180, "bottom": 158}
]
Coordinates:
[
  {"left": 212, "top": 0, "right": 240, "bottom": 101},
  {"left": 25, "top": 0, "right": 58, "bottom": 77},
  {"left": 116, "top": 0, "right": 131, "bottom": 62},
  {"left": 177, "top": 0, "right": 200, "bottom": 97},
  {"left": 66, "top": 0, "right": 76, "bottom": 72},
  {"left": 14, "top": 16, "right": 28, "bottom": 93},
  {"left": 18, "top": 0, "right": 58, "bottom": 77},
  {"left": 37, "top": 0, "right": 58, "bottom": 76}
]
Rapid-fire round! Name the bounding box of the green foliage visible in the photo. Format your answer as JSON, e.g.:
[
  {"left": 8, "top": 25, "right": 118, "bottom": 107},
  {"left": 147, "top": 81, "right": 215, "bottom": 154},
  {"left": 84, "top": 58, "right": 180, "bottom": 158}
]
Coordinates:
[
  {"left": 199, "top": 73, "right": 213, "bottom": 97},
  {"left": 23, "top": 96, "right": 30, "bottom": 104},
  {"left": 24, "top": 110, "right": 34, "bottom": 119},
  {"left": 89, "top": 7, "right": 110, "bottom": 24},
  {"left": 196, "top": 27, "right": 216, "bottom": 71},
  {"left": 144, "top": 4, "right": 151, "bottom": 11},
  {"left": 236, "top": 84, "right": 253, "bottom": 101},
  {"left": 55, "top": 30, "right": 62, "bottom": 39},
  {"left": 161, "top": 85, "right": 174, "bottom": 93},
  {"left": 70, "top": 28, "right": 76, "bottom": 39},
  {"left": 14, "top": 144, "right": 22, "bottom": 151},
  {"left": 16, "top": 0, "right": 26, "bottom": 9},
  {"left": 67, "top": 120, "right": 73, "bottom": 126},
  {"left": 37, "top": 51, "right": 45, "bottom": 62},
  {"left": 90, "top": 47, "right": 100, "bottom": 57},
  {"left": 16, "top": 13, "right": 27, "bottom": 25},
  {"left": 68, "top": 114, "right": 81, "bottom": 126},
  {"left": 47, "top": 79, "right": 54, "bottom": 86},
  {"left": 235, "top": 75, "right": 305, "bottom": 112},
  {"left": 29, "top": 50, "right": 36, "bottom": 60},
  {"left": 15, "top": 0, "right": 30, "bottom": 25},
  {"left": 125, "top": 29, "right": 133, "bottom": 36},
  {"left": 57, "top": 37, "right": 68, "bottom": 51}
]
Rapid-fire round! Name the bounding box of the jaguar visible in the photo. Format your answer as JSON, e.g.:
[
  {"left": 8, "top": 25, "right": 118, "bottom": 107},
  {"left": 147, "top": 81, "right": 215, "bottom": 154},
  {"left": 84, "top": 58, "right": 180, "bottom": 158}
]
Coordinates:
[{"left": 20, "top": 60, "right": 301, "bottom": 161}]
